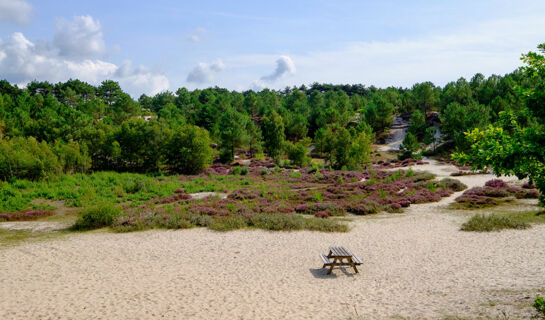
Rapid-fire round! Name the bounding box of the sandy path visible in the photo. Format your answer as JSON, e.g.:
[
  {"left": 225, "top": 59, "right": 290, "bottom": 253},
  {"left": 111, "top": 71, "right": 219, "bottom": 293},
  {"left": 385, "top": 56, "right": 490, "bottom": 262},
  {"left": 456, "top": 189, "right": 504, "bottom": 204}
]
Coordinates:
[{"left": 1, "top": 163, "right": 544, "bottom": 319}]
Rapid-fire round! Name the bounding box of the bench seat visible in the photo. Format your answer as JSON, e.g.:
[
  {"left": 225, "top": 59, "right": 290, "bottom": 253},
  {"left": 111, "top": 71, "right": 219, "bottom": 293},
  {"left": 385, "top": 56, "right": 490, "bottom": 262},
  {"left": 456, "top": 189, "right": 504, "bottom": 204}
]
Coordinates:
[{"left": 320, "top": 253, "right": 332, "bottom": 266}]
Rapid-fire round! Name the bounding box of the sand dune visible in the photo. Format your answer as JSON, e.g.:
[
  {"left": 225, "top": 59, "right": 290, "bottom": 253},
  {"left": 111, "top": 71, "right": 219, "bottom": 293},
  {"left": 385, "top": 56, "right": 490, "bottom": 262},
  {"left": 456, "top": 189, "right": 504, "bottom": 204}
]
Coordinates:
[{"left": 1, "top": 163, "right": 544, "bottom": 319}]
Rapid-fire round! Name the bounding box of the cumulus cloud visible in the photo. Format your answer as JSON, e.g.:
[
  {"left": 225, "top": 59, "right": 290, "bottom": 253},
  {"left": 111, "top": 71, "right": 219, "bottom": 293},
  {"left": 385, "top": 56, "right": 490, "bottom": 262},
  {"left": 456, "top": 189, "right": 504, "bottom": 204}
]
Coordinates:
[
  {"left": 0, "top": 0, "right": 32, "bottom": 25},
  {"left": 54, "top": 15, "right": 106, "bottom": 58},
  {"left": 186, "top": 27, "right": 206, "bottom": 43},
  {"left": 0, "top": 30, "right": 169, "bottom": 96},
  {"left": 186, "top": 59, "right": 225, "bottom": 83},
  {"left": 260, "top": 55, "right": 295, "bottom": 82}
]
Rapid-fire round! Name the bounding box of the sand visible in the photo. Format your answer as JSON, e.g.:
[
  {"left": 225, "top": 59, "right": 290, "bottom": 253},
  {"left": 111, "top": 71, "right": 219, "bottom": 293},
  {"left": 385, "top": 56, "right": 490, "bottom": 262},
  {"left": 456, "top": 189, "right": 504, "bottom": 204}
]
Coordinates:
[{"left": 1, "top": 162, "right": 544, "bottom": 319}]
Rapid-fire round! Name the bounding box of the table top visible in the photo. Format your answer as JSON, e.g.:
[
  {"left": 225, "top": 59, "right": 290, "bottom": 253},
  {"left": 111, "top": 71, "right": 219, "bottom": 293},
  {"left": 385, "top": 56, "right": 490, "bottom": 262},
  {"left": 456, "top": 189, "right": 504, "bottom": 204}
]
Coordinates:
[{"left": 328, "top": 246, "right": 353, "bottom": 258}]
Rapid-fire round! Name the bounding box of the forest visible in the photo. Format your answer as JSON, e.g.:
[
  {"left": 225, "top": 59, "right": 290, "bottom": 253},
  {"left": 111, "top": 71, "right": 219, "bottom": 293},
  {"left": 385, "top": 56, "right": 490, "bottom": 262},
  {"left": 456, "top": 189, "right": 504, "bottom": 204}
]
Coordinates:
[
  {"left": 0, "top": 61, "right": 537, "bottom": 178},
  {"left": 0, "top": 44, "right": 544, "bottom": 224}
]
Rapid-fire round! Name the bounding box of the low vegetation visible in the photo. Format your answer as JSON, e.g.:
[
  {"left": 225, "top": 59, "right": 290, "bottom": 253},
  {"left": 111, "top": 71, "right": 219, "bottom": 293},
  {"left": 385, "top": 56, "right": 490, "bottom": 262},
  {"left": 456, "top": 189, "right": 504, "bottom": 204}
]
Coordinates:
[
  {"left": 72, "top": 203, "right": 123, "bottom": 230},
  {"left": 461, "top": 208, "right": 545, "bottom": 232},
  {"left": 461, "top": 214, "right": 530, "bottom": 232},
  {"left": 0, "top": 209, "right": 54, "bottom": 221},
  {"left": 453, "top": 179, "right": 539, "bottom": 209},
  {"left": 0, "top": 158, "right": 467, "bottom": 233},
  {"left": 535, "top": 295, "right": 545, "bottom": 318}
]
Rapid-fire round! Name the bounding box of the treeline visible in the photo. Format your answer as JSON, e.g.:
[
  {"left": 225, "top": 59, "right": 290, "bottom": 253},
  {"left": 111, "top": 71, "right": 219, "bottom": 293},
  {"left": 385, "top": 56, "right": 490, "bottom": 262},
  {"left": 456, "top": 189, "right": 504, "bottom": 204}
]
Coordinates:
[{"left": 0, "top": 67, "right": 535, "bottom": 180}]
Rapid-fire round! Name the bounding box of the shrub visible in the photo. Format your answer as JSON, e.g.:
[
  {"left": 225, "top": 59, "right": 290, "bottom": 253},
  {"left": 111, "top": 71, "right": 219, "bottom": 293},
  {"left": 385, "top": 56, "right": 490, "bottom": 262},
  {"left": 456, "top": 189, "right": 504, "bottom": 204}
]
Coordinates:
[
  {"left": 461, "top": 214, "right": 530, "bottom": 232},
  {"left": 72, "top": 203, "right": 123, "bottom": 230},
  {"left": 485, "top": 179, "right": 508, "bottom": 188},
  {"left": 164, "top": 125, "right": 214, "bottom": 174},
  {"left": 436, "top": 178, "right": 467, "bottom": 192},
  {"left": 534, "top": 295, "right": 545, "bottom": 317},
  {"left": 285, "top": 138, "right": 311, "bottom": 167}
]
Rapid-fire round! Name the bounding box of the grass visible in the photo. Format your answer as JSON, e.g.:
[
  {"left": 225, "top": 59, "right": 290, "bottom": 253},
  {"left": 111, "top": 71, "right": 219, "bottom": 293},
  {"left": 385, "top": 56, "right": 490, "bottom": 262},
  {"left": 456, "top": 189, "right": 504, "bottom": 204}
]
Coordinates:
[
  {"left": 461, "top": 213, "right": 531, "bottom": 232},
  {"left": 0, "top": 172, "right": 181, "bottom": 213},
  {"left": 112, "top": 210, "right": 349, "bottom": 233},
  {"left": 460, "top": 207, "right": 545, "bottom": 232},
  {"left": 0, "top": 228, "right": 70, "bottom": 247},
  {"left": 72, "top": 203, "right": 123, "bottom": 230}
]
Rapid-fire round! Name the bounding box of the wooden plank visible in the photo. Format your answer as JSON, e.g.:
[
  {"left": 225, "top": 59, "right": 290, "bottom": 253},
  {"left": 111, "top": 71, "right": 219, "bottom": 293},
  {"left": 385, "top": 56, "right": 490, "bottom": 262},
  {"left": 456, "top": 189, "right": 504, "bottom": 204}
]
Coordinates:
[
  {"left": 320, "top": 254, "right": 332, "bottom": 265},
  {"left": 351, "top": 255, "right": 363, "bottom": 265},
  {"left": 339, "top": 247, "right": 350, "bottom": 256}
]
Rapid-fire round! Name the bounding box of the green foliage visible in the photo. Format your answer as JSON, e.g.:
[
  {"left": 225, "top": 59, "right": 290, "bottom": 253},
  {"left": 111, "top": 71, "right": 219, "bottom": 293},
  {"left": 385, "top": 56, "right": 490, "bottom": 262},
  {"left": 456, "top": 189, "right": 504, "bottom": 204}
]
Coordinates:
[
  {"left": 534, "top": 295, "right": 545, "bottom": 317},
  {"left": 408, "top": 110, "right": 427, "bottom": 140},
  {"left": 461, "top": 214, "right": 530, "bottom": 232},
  {"left": 72, "top": 203, "right": 123, "bottom": 230},
  {"left": 364, "top": 95, "right": 394, "bottom": 133},
  {"left": 322, "top": 124, "right": 371, "bottom": 170},
  {"left": 218, "top": 108, "right": 248, "bottom": 162},
  {"left": 231, "top": 166, "right": 249, "bottom": 175},
  {"left": 399, "top": 132, "right": 420, "bottom": 160},
  {"left": 262, "top": 111, "right": 285, "bottom": 158},
  {"left": 423, "top": 126, "right": 437, "bottom": 150},
  {"left": 0, "top": 136, "right": 62, "bottom": 181},
  {"left": 285, "top": 137, "right": 311, "bottom": 167},
  {"left": 440, "top": 101, "right": 491, "bottom": 151},
  {"left": 165, "top": 124, "right": 214, "bottom": 174},
  {"left": 454, "top": 44, "right": 545, "bottom": 205}
]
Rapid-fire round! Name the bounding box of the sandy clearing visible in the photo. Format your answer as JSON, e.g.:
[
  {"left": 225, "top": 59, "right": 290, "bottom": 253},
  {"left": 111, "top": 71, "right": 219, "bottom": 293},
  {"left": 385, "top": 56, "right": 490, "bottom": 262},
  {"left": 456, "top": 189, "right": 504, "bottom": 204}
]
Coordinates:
[{"left": 1, "top": 164, "right": 544, "bottom": 319}]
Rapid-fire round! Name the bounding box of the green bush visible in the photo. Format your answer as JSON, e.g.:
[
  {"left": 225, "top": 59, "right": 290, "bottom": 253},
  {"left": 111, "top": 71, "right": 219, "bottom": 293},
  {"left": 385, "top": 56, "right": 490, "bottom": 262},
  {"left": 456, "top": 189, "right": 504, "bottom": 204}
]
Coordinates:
[
  {"left": 285, "top": 138, "right": 311, "bottom": 167},
  {"left": 72, "top": 203, "right": 123, "bottom": 230},
  {"left": 461, "top": 214, "right": 530, "bottom": 232},
  {"left": 165, "top": 125, "right": 214, "bottom": 174},
  {"left": 534, "top": 295, "right": 545, "bottom": 317},
  {"left": 231, "top": 166, "right": 249, "bottom": 175}
]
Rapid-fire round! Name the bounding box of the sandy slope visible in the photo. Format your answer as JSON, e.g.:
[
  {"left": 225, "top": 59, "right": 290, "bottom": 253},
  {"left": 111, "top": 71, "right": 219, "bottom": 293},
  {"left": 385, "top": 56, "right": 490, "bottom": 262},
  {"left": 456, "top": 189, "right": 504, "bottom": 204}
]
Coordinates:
[{"left": 1, "top": 163, "right": 544, "bottom": 319}]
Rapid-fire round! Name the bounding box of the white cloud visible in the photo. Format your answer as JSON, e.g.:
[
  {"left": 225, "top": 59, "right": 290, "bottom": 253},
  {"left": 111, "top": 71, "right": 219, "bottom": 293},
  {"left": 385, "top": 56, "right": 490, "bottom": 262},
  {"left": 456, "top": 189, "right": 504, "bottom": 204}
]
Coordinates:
[
  {"left": 260, "top": 55, "right": 295, "bottom": 82},
  {"left": 286, "top": 15, "right": 545, "bottom": 88},
  {"left": 186, "top": 59, "right": 225, "bottom": 83},
  {"left": 0, "top": 0, "right": 32, "bottom": 25},
  {"left": 186, "top": 27, "right": 206, "bottom": 43},
  {"left": 54, "top": 15, "right": 106, "bottom": 58},
  {"left": 0, "top": 31, "right": 169, "bottom": 96},
  {"left": 217, "top": 14, "right": 544, "bottom": 91}
]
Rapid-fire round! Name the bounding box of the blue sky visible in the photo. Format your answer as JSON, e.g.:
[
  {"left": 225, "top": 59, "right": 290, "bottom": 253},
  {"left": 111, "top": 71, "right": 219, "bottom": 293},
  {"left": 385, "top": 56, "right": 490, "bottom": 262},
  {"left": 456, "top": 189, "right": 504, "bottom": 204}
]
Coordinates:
[{"left": 0, "top": 0, "right": 544, "bottom": 96}]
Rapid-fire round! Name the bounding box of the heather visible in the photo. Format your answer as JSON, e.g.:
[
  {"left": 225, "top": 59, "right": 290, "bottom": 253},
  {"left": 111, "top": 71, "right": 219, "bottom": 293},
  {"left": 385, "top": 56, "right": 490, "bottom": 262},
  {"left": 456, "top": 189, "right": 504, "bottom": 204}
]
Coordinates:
[
  {"left": 0, "top": 209, "right": 53, "bottom": 222},
  {"left": 108, "top": 160, "right": 466, "bottom": 232},
  {"left": 454, "top": 179, "right": 540, "bottom": 208}
]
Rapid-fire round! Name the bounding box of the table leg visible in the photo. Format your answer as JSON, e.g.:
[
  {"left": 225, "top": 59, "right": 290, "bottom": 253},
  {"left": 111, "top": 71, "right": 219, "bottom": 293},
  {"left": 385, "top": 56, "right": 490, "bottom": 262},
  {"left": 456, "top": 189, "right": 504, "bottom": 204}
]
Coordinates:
[
  {"left": 349, "top": 258, "right": 358, "bottom": 273},
  {"left": 327, "top": 258, "right": 336, "bottom": 275}
]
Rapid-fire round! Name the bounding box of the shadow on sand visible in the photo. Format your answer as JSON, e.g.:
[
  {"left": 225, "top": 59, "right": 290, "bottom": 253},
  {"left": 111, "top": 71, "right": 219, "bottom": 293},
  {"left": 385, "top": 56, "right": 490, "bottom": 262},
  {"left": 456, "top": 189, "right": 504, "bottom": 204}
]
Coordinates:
[{"left": 309, "top": 267, "right": 356, "bottom": 279}]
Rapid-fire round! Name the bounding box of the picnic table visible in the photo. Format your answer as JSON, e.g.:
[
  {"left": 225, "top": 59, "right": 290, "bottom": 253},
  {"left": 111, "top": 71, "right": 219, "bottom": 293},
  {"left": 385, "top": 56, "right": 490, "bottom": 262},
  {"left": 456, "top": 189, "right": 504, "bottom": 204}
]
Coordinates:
[{"left": 320, "top": 246, "right": 363, "bottom": 274}]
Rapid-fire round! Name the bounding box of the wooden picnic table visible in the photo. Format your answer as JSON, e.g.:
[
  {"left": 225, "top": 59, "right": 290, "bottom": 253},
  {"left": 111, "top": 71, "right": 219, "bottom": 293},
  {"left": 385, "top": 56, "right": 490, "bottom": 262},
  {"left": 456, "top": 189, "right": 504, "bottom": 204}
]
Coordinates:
[{"left": 320, "top": 246, "right": 363, "bottom": 274}]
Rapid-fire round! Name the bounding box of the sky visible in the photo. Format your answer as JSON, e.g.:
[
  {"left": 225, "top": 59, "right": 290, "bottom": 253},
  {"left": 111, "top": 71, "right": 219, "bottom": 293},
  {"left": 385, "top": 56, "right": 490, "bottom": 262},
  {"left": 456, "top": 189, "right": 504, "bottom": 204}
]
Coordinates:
[{"left": 0, "top": 0, "right": 544, "bottom": 97}]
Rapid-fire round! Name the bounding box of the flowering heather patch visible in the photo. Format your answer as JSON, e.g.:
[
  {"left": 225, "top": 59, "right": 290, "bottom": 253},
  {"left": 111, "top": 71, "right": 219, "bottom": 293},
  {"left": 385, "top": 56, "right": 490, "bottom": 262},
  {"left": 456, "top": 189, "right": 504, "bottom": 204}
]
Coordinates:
[
  {"left": 110, "top": 163, "right": 466, "bottom": 232},
  {"left": 153, "top": 188, "right": 192, "bottom": 204},
  {"left": 454, "top": 180, "right": 540, "bottom": 208},
  {"left": 435, "top": 178, "right": 467, "bottom": 192},
  {"left": 228, "top": 189, "right": 259, "bottom": 200},
  {"left": 485, "top": 179, "right": 508, "bottom": 188},
  {"left": 0, "top": 209, "right": 54, "bottom": 221},
  {"left": 522, "top": 182, "right": 536, "bottom": 189}
]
